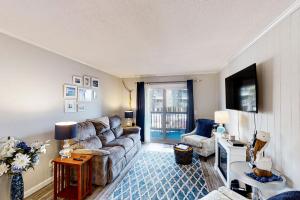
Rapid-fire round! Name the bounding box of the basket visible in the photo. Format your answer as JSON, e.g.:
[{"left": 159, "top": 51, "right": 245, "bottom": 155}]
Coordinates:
[{"left": 173, "top": 144, "right": 193, "bottom": 165}]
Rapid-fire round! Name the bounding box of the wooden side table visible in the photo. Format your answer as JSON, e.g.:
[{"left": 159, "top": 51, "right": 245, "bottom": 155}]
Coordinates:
[{"left": 53, "top": 154, "right": 93, "bottom": 200}]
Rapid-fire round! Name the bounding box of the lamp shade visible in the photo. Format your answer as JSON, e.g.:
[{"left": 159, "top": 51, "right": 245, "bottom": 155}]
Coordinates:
[
  {"left": 214, "top": 111, "right": 229, "bottom": 124},
  {"left": 124, "top": 111, "right": 134, "bottom": 119},
  {"left": 55, "top": 122, "right": 77, "bottom": 140}
]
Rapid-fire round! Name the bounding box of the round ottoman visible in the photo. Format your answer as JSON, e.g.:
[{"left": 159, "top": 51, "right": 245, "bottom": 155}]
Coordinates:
[{"left": 174, "top": 144, "right": 193, "bottom": 165}]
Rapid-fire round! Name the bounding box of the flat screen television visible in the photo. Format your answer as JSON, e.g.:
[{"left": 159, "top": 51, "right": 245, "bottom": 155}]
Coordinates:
[{"left": 225, "top": 63, "right": 258, "bottom": 113}]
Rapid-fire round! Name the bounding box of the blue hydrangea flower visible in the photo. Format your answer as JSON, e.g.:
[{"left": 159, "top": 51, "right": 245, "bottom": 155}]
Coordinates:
[{"left": 16, "top": 142, "right": 31, "bottom": 153}]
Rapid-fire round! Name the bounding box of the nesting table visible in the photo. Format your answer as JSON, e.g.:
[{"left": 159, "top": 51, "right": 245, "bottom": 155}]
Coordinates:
[{"left": 53, "top": 154, "right": 93, "bottom": 200}]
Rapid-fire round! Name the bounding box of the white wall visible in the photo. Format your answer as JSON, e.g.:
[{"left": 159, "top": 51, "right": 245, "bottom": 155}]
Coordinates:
[
  {"left": 122, "top": 74, "right": 219, "bottom": 120},
  {"left": 219, "top": 8, "right": 300, "bottom": 188},
  {"left": 0, "top": 33, "right": 123, "bottom": 199}
]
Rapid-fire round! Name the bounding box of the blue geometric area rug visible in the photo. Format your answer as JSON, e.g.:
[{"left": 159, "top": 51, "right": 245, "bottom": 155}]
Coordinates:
[{"left": 108, "top": 149, "right": 209, "bottom": 200}]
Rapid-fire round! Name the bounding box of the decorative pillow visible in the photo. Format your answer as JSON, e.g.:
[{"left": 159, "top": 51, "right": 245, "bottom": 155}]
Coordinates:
[
  {"left": 268, "top": 191, "right": 300, "bottom": 200},
  {"left": 88, "top": 116, "right": 110, "bottom": 134},
  {"left": 98, "top": 130, "right": 116, "bottom": 145},
  {"left": 195, "top": 119, "right": 215, "bottom": 138}
]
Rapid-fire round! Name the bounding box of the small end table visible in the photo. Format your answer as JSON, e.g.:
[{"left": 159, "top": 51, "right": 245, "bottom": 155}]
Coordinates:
[
  {"left": 53, "top": 153, "right": 93, "bottom": 200},
  {"left": 174, "top": 144, "right": 193, "bottom": 165},
  {"left": 230, "top": 161, "right": 286, "bottom": 200}
]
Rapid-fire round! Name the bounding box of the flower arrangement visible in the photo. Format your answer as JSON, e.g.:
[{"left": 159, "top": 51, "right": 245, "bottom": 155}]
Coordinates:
[{"left": 0, "top": 137, "right": 50, "bottom": 176}]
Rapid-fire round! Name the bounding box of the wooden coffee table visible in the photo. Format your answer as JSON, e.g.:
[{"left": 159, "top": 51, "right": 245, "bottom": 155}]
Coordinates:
[{"left": 53, "top": 153, "right": 93, "bottom": 200}]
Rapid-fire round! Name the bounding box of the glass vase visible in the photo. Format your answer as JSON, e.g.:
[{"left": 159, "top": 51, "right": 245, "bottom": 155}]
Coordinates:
[{"left": 10, "top": 173, "right": 24, "bottom": 200}]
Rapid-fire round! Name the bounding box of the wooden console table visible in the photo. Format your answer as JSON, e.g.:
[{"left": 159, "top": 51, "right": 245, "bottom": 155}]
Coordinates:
[{"left": 53, "top": 154, "right": 93, "bottom": 200}]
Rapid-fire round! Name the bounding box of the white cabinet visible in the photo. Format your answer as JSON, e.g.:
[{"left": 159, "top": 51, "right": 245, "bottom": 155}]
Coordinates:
[{"left": 214, "top": 134, "right": 247, "bottom": 188}]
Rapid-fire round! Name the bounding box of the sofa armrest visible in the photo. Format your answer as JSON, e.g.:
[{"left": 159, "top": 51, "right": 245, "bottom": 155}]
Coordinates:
[
  {"left": 123, "top": 126, "right": 141, "bottom": 135},
  {"left": 218, "top": 186, "right": 249, "bottom": 200},
  {"left": 181, "top": 128, "right": 197, "bottom": 140},
  {"left": 73, "top": 149, "right": 110, "bottom": 156}
]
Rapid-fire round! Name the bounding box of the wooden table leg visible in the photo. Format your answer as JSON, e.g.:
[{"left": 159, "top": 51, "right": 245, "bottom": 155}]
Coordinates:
[
  {"left": 54, "top": 163, "right": 57, "bottom": 200},
  {"left": 77, "top": 165, "right": 82, "bottom": 200},
  {"left": 89, "top": 159, "right": 93, "bottom": 194}
]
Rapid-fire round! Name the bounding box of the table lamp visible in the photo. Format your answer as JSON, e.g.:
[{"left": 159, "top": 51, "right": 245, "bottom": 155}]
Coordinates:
[
  {"left": 124, "top": 111, "right": 134, "bottom": 127},
  {"left": 214, "top": 111, "right": 229, "bottom": 134},
  {"left": 55, "top": 121, "right": 77, "bottom": 159}
]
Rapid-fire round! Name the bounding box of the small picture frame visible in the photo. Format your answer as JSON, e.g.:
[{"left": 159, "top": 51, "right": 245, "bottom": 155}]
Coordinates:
[
  {"left": 64, "top": 84, "right": 77, "bottom": 99},
  {"left": 64, "top": 100, "right": 77, "bottom": 113},
  {"left": 78, "top": 87, "right": 86, "bottom": 102},
  {"left": 91, "top": 78, "right": 99, "bottom": 88},
  {"left": 85, "top": 89, "right": 93, "bottom": 102},
  {"left": 83, "top": 76, "right": 91, "bottom": 87},
  {"left": 77, "top": 103, "right": 85, "bottom": 112},
  {"left": 72, "top": 76, "right": 83, "bottom": 86}
]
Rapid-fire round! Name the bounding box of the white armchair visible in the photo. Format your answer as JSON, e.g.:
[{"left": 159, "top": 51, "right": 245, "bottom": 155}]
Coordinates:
[{"left": 181, "top": 119, "right": 215, "bottom": 160}]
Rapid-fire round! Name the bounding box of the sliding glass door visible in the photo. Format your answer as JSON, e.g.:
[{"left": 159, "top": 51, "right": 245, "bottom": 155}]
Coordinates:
[{"left": 145, "top": 83, "right": 187, "bottom": 144}]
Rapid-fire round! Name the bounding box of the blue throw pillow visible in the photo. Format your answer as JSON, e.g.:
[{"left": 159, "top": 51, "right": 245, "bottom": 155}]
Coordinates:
[
  {"left": 268, "top": 191, "right": 300, "bottom": 200},
  {"left": 195, "top": 119, "right": 215, "bottom": 138}
]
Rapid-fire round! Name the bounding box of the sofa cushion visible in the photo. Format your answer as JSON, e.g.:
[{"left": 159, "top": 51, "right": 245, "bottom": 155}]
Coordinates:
[
  {"left": 88, "top": 116, "right": 110, "bottom": 134},
  {"left": 109, "top": 115, "right": 122, "bottom": 129},
  {"left": 97, "top": 130, "right": 116, "bottom": 145},
  {"left": 77, "top": 136, "right": 103, "bottom": 149},
  {"left": 105, "top": 138, "right": 134, "bottom": 153},
  {"left": 196, "top": 119, "right": 215, "bottom": 138},
  {"left": 182, "top": 135, "right": 209, "bottom": 148},
  {"left": 111, "top": 125, "right": 123, "bottom": 138},
  {"left": 109, "top": 115, "right": 124, "bottom": 137},
  {"left": 102, "top": 146, "right": 126, "bottom": 167},
  {"left": 119, "top": 134, "right": 141, "bottom": 144},
  {"left": 75, "top": 121, "right": 97, "bottom": 141}
]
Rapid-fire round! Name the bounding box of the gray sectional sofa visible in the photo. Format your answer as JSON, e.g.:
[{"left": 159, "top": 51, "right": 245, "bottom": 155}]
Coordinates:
[{"left": 71, "top": 115, "right": 141, "bottom": 186}]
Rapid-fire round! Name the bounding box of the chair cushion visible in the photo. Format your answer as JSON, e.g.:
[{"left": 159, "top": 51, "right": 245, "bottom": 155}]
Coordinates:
[
  {"left": 105, "top": 138, "right": 134, "bottom": 153},
  {"left": 182, "top": 135, "right": 208, "bottom": 148},
  {"left": 97, "top": 130, "right": 116, "bottom": 145},
  {"left": 88, "top": 116, "right": 110, "bottom": 134},
  {"left": 120, "top": 134, "right": 141, "bottom": 144},
  {"left": 196, "top": 119, "right": 214, "bottom": 138},
  {"left": 268, "top": 191, "right": 300, "bottom": 200},
  {"left": 102, "top": 146, "right": 126, "bottom": 167}
]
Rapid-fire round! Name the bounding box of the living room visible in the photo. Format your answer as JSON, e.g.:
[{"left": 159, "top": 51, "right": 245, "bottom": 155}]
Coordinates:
[{"left": 0, "top": 1, "right": 300, "bottom": 200}]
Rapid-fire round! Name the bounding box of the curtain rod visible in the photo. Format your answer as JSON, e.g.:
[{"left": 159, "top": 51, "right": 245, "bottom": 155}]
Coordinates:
[{"left": 135, "top": 80, "right": 202, "bottom": 84}]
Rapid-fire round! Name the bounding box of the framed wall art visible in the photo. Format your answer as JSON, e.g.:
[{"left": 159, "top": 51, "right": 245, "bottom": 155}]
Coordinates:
[
  {"left": 83, "top": 76, "right": 91, "bottom": 87},
  {"left": 64, "top": 100, "right": 77, "bottom": 113},
  {"left": 64, "top": 84, "right": 77, "bottom": 99},
  {"left": 72, "top": 76, "right": 83, "bottom": 86},
  {"left": 92, "top": 78, "right": 99, "bottom": 88}
]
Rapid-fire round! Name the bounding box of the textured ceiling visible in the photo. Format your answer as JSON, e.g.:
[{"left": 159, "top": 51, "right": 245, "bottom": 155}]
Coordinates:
[{"left": 0, "top": 0, "right": 295, "bottom": 77}]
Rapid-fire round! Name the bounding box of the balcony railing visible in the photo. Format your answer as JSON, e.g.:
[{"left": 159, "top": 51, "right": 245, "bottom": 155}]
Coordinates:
[{"left": 150, "top": 111, "right": 187, "bottom": 131}]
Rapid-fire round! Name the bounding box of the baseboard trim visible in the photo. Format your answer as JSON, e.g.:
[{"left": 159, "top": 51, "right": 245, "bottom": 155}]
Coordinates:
[{"left": 24, "top": 176, "right": 53, "bottom": 198}]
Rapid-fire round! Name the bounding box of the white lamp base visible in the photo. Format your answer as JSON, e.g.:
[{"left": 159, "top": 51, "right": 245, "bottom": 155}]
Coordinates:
[{"left": 59, "top": 139, "right": 73, "bottom": 159}]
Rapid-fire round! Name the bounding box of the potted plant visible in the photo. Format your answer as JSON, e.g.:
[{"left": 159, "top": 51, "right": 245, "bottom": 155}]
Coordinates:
[{"left": 0, "top": 137, "right": 50, "bottom": 200}]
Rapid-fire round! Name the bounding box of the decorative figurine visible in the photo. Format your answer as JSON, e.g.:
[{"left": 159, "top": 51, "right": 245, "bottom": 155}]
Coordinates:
[{"left": 252, "top": 131, "right": 273, "bottom": 177}]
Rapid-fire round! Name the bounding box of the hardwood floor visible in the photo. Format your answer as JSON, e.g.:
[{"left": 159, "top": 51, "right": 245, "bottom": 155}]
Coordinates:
[{"left": 26, "top": 143, "right": 223, "bottom": 200}]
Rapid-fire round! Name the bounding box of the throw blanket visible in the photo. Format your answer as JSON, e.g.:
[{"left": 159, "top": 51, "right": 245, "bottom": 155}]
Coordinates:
[{"left": 245, "top": 172, "right": 283, "bottom": 183}]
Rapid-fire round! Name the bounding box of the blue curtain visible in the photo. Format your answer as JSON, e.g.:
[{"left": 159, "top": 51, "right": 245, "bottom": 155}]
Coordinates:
[
  {"left": 136, "top": 82, "right": 145, "bottom": 142},
  {"left": 186, "top": 80, "right": 195, "bottom": 132}
]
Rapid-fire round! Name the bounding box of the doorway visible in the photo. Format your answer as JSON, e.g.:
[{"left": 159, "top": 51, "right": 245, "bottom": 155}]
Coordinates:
[{"left": 145, "top": 83, "right": 188, "bottom": 144}]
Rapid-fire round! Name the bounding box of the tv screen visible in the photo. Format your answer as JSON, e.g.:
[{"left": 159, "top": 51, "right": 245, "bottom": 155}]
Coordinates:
[{"left": 225, "top": 63, "right": 258, "bottom": 113}]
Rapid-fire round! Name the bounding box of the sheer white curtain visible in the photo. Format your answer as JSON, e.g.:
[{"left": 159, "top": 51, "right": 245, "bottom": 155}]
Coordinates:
[{"left": 144, "top": 83, "right": 187, "bottom": 143}]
